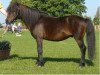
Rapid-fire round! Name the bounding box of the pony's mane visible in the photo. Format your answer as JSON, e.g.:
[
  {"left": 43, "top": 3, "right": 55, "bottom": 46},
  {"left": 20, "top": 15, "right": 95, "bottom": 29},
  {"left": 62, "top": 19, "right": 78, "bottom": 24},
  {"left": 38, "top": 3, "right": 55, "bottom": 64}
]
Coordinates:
[{"left": 7, "top": 2, "right": 18, "bottom": 12}]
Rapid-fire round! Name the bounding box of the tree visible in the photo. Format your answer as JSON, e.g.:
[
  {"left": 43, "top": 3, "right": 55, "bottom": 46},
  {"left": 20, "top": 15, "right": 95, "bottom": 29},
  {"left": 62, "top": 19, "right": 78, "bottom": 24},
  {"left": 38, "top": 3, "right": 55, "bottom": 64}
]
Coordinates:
[
  {"left": 93, "top": 6, "right": 100, "bottom": 25},
  {"left": 95, "top": 6, "right": 100, "bottom": 19},
  {"left": 0, "top": 23, "right": 2, "bottom": 26},
  {"left": 12, "top": 0, "right": 86, "bottom": 17},
  {"left": 93, "top": 17, "right": 99, "bottom": 25}
]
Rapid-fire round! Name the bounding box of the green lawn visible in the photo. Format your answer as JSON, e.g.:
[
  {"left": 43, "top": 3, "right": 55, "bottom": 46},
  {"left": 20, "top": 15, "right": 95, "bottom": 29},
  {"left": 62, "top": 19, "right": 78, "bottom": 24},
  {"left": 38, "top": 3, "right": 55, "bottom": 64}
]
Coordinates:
[{"left": 0, "top": 30, "right": 99, "bottom": 74}]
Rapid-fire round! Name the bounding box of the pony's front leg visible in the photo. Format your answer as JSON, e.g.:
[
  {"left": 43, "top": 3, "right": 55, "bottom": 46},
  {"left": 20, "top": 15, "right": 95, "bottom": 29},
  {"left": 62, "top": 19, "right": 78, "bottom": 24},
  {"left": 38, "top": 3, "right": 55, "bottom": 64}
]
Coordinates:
[{"left": 36, "top": 37, "right": 44, "bottom": 66}]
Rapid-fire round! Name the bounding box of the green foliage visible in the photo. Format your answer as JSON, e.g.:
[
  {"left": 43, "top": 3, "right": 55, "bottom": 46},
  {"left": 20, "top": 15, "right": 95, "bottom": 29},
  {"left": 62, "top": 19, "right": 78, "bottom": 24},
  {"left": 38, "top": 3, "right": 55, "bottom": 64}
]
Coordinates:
[
  {"left": 0, "top": 40, "right": 11, "bottom": 50},
  {"left": 93, "top": 17, "right": 99, "bottom": 25},
  {"left": 94, "top": 7, "right": 100, "bottom": 25},
  {"left": 95, "top": 6, "right": 100, "bottom": 20},
  {"left": 0, "top": 23, "right": 2, "bottom": 26},
  {"left": 12, "top": 0, "right": 86, "bottom": 16}
]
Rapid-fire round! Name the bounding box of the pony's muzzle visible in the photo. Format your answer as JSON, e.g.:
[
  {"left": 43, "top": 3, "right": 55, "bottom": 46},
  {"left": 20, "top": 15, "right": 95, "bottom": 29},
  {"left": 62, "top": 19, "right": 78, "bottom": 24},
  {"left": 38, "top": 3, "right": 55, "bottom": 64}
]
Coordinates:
[
  {"left": 6, "top": 19, "right": 11, "bottom": 25},
  {"left": 6, "top": 19, "right": 9, "bottom": 24}
]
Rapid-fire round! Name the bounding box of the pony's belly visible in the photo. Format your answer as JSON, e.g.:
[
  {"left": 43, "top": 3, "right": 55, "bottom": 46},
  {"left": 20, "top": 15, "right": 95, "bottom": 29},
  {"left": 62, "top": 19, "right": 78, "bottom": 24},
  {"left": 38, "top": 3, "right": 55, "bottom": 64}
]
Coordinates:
[{"left": 44, "top": 32, "right": 72, "bottom": 41}]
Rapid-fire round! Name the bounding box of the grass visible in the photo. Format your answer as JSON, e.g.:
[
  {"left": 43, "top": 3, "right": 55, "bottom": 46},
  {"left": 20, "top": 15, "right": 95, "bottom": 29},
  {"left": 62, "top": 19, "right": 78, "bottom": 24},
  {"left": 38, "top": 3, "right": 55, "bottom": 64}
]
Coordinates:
[{"left": 0, "top": 30, "right": 99, "bottom": 74}]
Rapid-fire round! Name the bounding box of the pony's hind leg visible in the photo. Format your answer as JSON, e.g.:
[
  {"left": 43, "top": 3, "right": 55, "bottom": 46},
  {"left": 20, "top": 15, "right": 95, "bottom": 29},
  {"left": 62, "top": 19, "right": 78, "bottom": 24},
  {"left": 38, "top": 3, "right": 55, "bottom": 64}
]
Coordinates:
[
  {"left": 36, "top": 37, "right": 44, "bottom": 66},
  {"left": 75, "top": 39, "right": 86, "bottom": 67}
]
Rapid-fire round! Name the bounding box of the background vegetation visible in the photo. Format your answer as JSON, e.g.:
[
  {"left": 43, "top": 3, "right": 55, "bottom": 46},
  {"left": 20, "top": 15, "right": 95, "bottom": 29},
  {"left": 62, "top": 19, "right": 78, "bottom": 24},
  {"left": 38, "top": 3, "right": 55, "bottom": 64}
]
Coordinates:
[
  {"left": 12, "top": 0, "right": 87, "bottom": 16},
  {"left": 93, "top": 6, "right": 100, "bottom": 25}
]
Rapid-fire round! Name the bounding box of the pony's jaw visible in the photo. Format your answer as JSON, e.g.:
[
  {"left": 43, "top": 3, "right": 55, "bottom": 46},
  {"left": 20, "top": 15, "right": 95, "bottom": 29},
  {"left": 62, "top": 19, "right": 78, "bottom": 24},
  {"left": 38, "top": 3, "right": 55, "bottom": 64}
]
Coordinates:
[{"left": 6, "top": 19, "right": 15, "bottom": 25}]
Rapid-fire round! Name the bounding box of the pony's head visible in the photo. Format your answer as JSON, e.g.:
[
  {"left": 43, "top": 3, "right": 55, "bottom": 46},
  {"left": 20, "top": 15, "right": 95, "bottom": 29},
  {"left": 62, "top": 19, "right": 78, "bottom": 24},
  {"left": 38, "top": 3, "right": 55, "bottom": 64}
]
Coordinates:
[{"left": 6, "top": 2, "right": 20, "bottom": 24}]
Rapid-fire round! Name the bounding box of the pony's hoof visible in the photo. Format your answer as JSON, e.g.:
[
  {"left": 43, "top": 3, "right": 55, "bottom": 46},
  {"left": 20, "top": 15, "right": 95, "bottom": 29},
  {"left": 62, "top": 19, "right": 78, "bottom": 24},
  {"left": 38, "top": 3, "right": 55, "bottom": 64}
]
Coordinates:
[
  {"left": 36, "top": 60, "right": 44, "bottom": 67},
  {"left": 79, "top": 63, "right": 85, "bottom": 67}
]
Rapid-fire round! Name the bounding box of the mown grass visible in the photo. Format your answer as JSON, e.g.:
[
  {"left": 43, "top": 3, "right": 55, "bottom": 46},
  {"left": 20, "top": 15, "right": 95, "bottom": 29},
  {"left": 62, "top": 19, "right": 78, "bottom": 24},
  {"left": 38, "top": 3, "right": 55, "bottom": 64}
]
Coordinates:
[{"left": 0, "top": 30, "right": 99, "bottom": 74}]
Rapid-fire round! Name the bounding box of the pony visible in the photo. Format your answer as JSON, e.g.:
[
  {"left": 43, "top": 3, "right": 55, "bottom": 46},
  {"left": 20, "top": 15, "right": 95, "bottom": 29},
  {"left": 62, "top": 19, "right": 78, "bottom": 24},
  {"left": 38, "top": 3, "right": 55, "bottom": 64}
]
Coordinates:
[{"left": 6, "top": 2, "right": 95, "bottom": 67}]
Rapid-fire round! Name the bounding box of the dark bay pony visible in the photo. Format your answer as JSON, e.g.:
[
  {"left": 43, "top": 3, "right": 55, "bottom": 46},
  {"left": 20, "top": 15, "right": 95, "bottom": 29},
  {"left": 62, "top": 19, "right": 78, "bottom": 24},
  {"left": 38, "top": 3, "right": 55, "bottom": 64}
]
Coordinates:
[{"left": 6, "top": 2, "right": 95, "bottom": 67}]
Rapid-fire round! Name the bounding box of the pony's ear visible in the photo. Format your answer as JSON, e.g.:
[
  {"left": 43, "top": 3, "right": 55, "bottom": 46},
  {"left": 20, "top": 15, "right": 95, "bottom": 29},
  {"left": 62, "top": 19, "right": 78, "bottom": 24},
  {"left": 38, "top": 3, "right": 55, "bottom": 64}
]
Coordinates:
[
  {"left": 16, "top": 2, "right": 19, "bottom": 7},
  {"left": 13, "top": 2, "right": 20, "bottom": 11},
  {"left": 13, "top": 2, "right": 19, "bottom": 7}
]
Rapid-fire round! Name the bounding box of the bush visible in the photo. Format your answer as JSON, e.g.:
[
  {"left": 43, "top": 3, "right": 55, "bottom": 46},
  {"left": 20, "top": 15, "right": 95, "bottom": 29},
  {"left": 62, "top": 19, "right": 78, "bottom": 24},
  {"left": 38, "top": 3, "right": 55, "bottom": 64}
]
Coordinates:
[
  {"left": 0, "top": 40, "right": 11, "bottom": 51},
  {"left": 93, "top": 17, "right": 99, "bottom": 25}
]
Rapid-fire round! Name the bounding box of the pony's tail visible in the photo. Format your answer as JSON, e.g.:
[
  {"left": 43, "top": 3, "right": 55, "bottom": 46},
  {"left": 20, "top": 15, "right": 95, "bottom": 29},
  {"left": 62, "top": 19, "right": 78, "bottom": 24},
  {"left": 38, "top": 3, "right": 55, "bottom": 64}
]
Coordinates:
[{"left": 86, "top": 19, "right": 95, "bottom": 60}]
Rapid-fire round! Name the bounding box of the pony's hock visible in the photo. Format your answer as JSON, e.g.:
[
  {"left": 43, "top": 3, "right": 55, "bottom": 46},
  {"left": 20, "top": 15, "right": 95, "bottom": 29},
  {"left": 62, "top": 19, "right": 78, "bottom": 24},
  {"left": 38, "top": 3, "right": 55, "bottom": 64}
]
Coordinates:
[{"left": 6, "top": 2, "right": 95, "bottom": 67}]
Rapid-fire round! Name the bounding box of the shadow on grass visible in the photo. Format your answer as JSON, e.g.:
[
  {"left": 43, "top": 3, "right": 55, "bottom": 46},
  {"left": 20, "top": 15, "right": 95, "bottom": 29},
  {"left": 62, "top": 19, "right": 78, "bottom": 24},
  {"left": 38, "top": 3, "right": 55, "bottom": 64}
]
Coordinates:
[{"left": 9, "top": 54, "right": 94, "bottom": 66}]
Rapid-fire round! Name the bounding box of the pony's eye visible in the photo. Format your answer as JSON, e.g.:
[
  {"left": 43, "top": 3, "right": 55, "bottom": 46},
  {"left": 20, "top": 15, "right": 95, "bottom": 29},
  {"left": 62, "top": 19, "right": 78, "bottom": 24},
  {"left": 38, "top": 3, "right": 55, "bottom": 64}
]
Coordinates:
[{"left": 13, "top": 12, "right": 16, "bottom": 14}]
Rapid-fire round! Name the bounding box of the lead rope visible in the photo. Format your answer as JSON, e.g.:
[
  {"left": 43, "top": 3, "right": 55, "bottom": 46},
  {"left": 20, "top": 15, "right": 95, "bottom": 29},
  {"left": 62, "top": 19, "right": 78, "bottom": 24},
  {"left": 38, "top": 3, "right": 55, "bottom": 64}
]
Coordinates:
[{"left": 0, "top": 25, "right": 8, "bottom": 38}]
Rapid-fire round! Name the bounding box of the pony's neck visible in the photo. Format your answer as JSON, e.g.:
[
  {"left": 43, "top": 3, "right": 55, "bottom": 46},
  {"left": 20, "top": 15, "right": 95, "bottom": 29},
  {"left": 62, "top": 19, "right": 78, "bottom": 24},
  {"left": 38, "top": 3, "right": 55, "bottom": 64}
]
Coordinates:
[{"left": 18, "top": 5, "right": 41, "bottom": 29}]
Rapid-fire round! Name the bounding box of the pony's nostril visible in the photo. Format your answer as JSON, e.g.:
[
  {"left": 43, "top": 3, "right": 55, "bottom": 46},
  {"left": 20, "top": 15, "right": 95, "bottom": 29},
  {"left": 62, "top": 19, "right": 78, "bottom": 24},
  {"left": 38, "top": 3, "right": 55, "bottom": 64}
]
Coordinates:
[
  {"left": 6, "top": 20, "right": 11, "bottom": 25},
  {"left": 6, "top": 20, "right": 8, "bottom": 24}
]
